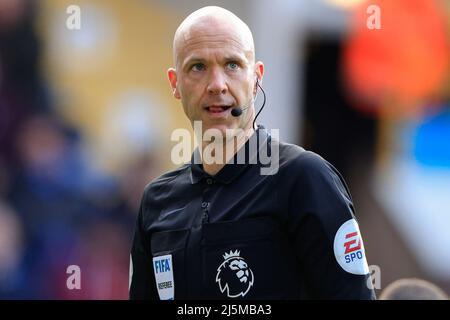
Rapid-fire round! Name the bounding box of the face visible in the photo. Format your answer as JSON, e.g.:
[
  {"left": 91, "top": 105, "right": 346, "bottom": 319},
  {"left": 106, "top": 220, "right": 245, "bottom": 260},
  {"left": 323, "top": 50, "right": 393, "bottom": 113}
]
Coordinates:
[{"left": 168, "top": 19, "right": 264, "bottom": 136}]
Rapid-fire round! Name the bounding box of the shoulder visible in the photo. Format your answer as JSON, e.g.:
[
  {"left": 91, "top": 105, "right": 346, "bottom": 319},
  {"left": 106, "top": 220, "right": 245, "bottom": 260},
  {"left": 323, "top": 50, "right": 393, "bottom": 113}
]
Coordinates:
[
  {"left": 142, "top": 163, "right": 191, "bottom": 202},
  {"left": 277, "top": 141, "right": 332, "bottom": 176},
  {"left": 276, "top": 141, "right": 350, "bottom": 194},
  {"left": 278, "top": 142, "right": 353, "bottom": 204}
]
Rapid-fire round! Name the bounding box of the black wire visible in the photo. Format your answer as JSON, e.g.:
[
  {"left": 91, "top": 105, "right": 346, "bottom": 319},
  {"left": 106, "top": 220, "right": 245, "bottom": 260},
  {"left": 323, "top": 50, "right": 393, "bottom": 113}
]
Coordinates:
[{"left": 253, "top": 79, "right": 266, "bottom": 130}]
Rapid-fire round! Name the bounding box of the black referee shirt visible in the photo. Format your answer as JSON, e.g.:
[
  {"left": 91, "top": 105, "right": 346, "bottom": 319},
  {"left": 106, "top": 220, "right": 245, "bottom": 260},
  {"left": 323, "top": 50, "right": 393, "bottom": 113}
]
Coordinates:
[{"left": 130, "top": 126, "right": 376, "bottom": 300}]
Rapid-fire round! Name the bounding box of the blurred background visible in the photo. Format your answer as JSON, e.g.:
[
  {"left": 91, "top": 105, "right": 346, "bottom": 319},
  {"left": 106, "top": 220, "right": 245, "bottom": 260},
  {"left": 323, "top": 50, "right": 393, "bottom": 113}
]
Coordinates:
[{"left": 0, "top": 0, "right": 448, "bottom": 299}]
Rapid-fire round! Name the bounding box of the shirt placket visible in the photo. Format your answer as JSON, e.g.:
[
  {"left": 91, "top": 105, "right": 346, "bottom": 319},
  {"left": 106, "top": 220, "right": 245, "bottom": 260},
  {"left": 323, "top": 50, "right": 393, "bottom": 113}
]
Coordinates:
[{"left": 201, "top": 177, "right": 216, "bottom": 224}]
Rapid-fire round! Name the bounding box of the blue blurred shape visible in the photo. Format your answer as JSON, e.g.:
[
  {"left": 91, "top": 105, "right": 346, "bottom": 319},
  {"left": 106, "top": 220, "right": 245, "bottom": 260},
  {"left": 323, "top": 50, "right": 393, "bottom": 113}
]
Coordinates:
[{"left": 414, "top": 108, "right": 450, "bottom": 168}]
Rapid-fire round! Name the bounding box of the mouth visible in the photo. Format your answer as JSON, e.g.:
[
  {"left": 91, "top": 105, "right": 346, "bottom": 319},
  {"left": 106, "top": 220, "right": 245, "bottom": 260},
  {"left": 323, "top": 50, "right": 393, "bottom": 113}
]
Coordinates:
[
  {"left": 204, "top": 105, "right": 232, "bottom": 113},
  {"left": 203, "top": 105, "right": 233, "bottom": 118}
]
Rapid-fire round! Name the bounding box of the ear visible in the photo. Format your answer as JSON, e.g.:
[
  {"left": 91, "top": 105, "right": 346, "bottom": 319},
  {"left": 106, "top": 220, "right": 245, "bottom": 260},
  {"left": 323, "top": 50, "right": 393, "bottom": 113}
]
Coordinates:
[
  {"left": 254, "top": 61, "right": 265, "bottom": 94},
  {"left": 168, "top": 68, "right": 181, "bottom": 99}
]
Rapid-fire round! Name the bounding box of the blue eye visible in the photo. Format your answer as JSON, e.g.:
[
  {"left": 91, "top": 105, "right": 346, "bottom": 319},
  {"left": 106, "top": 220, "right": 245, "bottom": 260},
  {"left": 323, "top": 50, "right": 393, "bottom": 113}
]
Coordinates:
[
  {"left": 192, "top": 63, "right": 205, "bottom": 71},
  {"left": 227, "top": 62, "right": 239, "bottom": 70}
]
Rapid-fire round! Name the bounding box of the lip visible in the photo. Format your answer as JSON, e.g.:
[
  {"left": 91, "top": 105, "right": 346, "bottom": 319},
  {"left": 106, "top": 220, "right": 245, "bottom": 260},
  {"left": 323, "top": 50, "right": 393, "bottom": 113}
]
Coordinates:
[{"left": 203, "top": 105, "right": 232, "bottom": 118}]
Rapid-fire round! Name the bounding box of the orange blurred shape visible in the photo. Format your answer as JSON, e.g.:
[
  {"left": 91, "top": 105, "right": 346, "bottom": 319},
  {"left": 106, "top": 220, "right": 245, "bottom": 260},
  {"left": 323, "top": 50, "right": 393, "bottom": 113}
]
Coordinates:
[{"left": 343, "top": 0, "right": 449, "bottom": 118}]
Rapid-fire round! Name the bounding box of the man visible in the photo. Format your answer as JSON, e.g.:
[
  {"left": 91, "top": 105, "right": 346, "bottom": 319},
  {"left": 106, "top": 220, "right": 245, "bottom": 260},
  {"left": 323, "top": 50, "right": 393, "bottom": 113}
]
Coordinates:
[{"left": 129, "top": 6, "right": 375, "bottom": 300}]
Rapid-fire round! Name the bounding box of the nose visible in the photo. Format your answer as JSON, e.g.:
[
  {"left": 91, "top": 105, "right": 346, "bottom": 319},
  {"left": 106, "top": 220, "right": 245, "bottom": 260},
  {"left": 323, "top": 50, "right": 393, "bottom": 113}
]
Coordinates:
[{"left": 207, "top": 69, "right": 227, "bottom": 95}]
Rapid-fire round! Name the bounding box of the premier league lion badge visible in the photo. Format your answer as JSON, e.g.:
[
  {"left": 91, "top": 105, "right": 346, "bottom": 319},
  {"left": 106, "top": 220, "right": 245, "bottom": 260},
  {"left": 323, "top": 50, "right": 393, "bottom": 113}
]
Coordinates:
[{"left": 215, "top": 250, "right": 254, "bottom": 298}]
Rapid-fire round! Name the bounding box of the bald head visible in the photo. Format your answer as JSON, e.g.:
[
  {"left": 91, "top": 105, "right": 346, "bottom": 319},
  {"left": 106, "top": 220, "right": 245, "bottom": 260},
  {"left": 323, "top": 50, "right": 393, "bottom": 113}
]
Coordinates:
[
  {"left": 167, "top": 6, "right": 264, "bottom": 137},
  {"left": 173, "top": 6, "right": 255, "bottom": 67},
  {"left": 380, "top": 278, "right": 448, "bottom": 300}
]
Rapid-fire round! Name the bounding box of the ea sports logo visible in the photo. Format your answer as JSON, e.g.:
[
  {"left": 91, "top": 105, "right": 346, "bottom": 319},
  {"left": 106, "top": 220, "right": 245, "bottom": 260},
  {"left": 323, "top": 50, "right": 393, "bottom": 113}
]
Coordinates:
[
  {"left": 334, "top": 219, "right": 369, "bottom": 275},
  {"left": 216, "top": 250, "right": 254, "bottom": 298}
]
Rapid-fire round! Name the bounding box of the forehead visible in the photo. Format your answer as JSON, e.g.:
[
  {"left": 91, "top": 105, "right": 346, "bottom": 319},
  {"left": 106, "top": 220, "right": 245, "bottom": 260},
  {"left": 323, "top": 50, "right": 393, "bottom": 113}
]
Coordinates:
[
  {"left": 182, "top": 36, "right": 250, "bottom": 62},
  {"left": 175, "top": 19, "right": 254, "bottom": 66}
]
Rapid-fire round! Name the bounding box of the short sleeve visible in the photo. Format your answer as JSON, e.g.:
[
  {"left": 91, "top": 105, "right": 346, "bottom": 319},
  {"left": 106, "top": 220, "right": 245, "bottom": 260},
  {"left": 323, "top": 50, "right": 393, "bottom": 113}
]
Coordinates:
[{"left": 287, "top": 151, "right": 375, "bottom": 299}]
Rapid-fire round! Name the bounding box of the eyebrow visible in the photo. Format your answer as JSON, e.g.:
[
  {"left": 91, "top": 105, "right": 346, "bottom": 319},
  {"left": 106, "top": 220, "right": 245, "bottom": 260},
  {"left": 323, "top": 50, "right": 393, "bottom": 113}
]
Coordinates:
[{"left": 223, "top": 55, "right": 246, "bottom": 63}]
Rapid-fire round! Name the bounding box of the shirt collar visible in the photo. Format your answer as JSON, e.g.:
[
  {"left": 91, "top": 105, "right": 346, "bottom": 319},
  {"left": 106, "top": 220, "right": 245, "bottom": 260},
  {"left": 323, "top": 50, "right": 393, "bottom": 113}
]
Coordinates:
[{"left": 189, "top": 125, "right": 270, "bottom": 184}]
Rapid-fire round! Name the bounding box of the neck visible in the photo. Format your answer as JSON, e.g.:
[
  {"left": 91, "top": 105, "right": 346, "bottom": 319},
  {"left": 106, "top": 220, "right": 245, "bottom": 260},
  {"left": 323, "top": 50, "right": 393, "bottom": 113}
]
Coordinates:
[{"left": 201, "top": 126, "right": 256, "bottom": 176}]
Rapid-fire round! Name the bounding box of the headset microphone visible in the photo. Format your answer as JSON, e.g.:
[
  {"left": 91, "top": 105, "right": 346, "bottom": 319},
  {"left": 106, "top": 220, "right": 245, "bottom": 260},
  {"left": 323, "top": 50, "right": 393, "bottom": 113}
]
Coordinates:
[
  {"left": 230, "top": 79, "right": 267, "bottom": 130},
  {"left": 231, "top": 106, "right": 250, "bottom": 117}
]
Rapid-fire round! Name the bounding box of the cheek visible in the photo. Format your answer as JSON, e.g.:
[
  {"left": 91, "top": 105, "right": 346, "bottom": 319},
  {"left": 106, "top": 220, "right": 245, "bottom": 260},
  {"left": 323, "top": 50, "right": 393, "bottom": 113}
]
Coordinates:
[
  {"left": 227, "top": 75, "right": 248, "bottom": 96},
  {"left": 181, "top": 78, "right": 204, "bottom": 99},
  {"left": 179, "top": 83, "right": 203, "bottom": 115},
  {"left": 240, "top": 74, "right": 255, "bottom": 95},
  {"left": 235, "top": 81, "right": 254, "bottom": 102}
]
